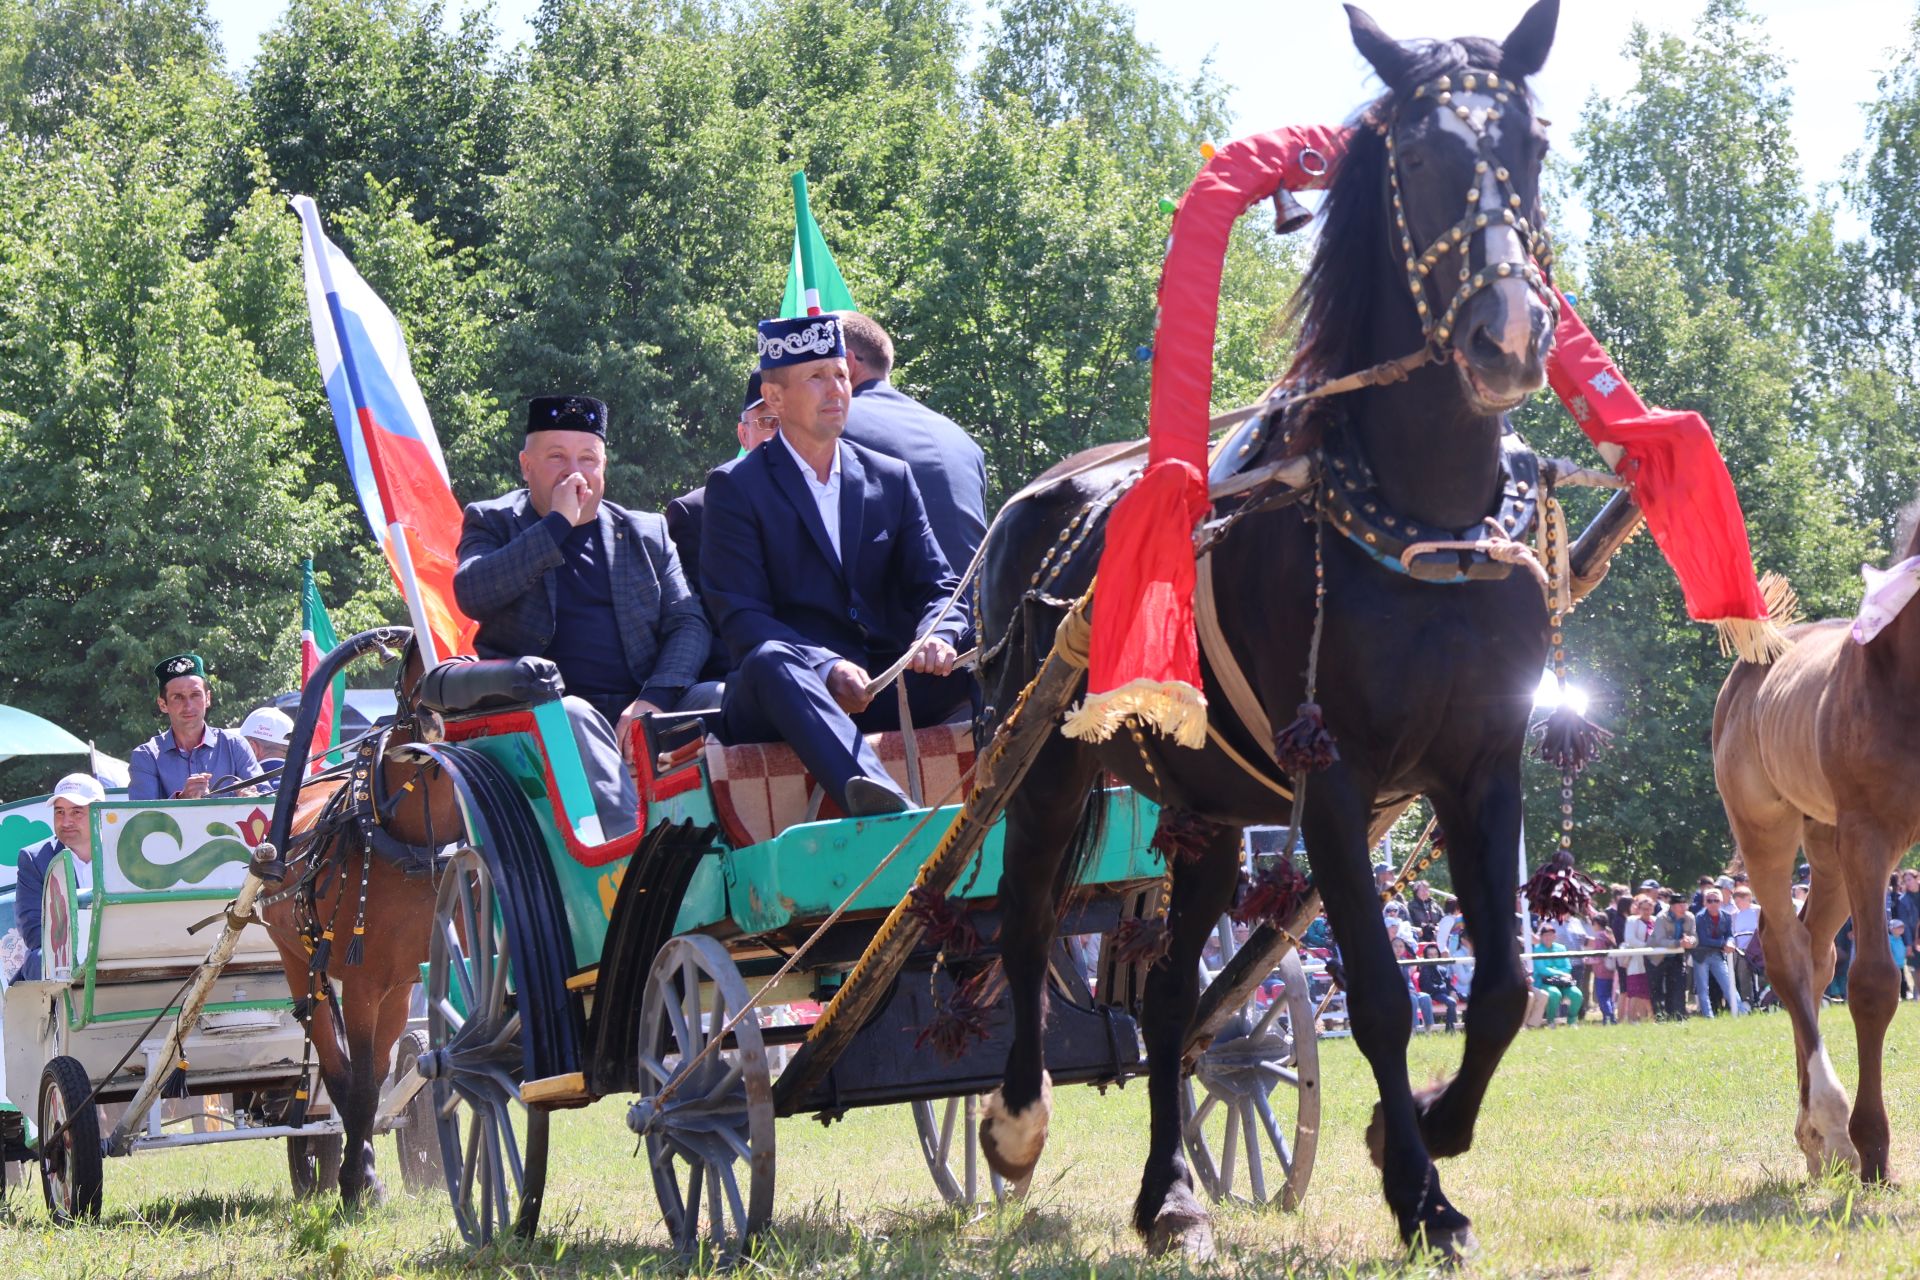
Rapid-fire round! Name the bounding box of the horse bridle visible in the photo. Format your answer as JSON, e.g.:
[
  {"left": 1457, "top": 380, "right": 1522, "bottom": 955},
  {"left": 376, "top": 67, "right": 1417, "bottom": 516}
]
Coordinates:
[{"left": 1382, "top": 68, "right": 1558, "bottom": 353}]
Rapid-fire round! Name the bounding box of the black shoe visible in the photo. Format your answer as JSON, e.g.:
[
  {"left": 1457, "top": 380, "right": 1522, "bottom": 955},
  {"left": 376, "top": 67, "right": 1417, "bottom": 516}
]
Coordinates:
[{"left": 844, "top": 777, "right": 911, "bottom": 817}]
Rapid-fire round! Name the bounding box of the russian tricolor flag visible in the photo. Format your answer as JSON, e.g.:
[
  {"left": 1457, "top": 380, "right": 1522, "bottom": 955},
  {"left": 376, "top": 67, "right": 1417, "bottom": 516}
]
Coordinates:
[{"left": 294, "top": 196, "right": 476, "bottom": 664}]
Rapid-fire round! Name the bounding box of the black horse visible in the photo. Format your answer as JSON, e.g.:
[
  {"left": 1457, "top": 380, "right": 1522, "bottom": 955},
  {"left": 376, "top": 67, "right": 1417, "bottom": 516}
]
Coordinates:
[{"left": 974, "top": 1, "right": 1562, "bottom": 1260}]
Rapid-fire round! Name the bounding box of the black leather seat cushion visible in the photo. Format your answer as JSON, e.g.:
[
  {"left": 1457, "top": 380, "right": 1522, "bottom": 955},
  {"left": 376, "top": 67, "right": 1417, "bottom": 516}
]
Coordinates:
[{"left": 417, "top": 656, "right": 564, "bottom": 714}]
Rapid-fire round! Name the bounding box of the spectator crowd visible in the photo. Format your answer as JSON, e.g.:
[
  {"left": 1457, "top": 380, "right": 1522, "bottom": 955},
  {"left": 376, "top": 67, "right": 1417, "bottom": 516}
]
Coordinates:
[{"left": 1287, "top": 861, "right": 1920, "bottom": 1034}]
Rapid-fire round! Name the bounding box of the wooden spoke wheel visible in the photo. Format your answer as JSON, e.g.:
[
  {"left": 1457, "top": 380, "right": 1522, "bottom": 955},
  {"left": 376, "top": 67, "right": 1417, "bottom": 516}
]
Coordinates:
[
  {"left": 423, "top": 847, "right": 550, "bottom": 1245},
  {"left": 392, "top": 1029, "right": 446, "bottom": 1194},
  {"left": 287, "top": 1130, "right": 343, "bottom": 1198},
  {"left": 631, "top": 935, "right": 774, "bottom": 1262},
  {"left": 1181, "top": 945, "right": 1320, "bottom": 1210},
  {"left": 910, "top": 1095, "right": 1006, "bottom": 1206},
  {"left": 38, "top": 1055, "right": 102, "bottom": 1224}
]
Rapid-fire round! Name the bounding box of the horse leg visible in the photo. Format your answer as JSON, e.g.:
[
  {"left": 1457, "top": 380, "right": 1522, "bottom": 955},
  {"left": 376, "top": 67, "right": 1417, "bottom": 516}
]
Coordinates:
[
  {"left": 1836, "top": 819, "right": 1902, "bottom": 1182},
  {"left": 334, "top": 975, "right": 394, "bottom": 1209},
  {"left": 1767, "top": 821, "right": 1859, "bottom": 1175},
  {"left": 1133, "top": 825, "right": 1241, "bottom": 1260},
  {"left": 1307, "top": 763, "right": 1470, "bottom": 1257},
  {"left": 1386, "top": 774, "right": 1528, "bottom": 1161},
  {"left": 979, "top": 738, "right": 1102, "bottom": 1194}
]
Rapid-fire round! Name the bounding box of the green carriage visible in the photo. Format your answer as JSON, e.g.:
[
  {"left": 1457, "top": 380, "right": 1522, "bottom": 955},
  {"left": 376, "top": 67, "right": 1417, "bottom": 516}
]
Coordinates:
[
  {"left": 0, "top": 793, "right": 431, "bottom": 1220},
  {"left": 393, "top": 643, "right": 1322, "bottom": 1253}
]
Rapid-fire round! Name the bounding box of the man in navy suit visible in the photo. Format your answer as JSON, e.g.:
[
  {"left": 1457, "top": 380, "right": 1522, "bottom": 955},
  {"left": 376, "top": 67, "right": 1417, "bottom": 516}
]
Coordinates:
[
  {"left": 838, "top": 313, "right": 988, "bottom": 575},
  {"left": 702, "top": 315, "right": 968, "bottom": 816}
]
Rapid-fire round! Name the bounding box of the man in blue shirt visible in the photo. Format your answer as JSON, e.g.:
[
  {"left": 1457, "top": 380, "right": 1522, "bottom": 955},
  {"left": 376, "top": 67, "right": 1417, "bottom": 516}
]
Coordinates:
[
  {"left": 128, "top": 654, "right": 263, "bottom": 801},
  {"left": 15, "top": 773, "right": 104, "bottom": 981}
]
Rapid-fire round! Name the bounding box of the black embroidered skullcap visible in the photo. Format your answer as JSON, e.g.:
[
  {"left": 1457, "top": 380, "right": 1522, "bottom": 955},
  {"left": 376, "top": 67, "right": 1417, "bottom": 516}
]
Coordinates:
[
  {"left": 756, "top": 315, "right": 845, "bottom": 371},
  {"left": 526, "top": 395, "right": 608, "bottom": 438}
]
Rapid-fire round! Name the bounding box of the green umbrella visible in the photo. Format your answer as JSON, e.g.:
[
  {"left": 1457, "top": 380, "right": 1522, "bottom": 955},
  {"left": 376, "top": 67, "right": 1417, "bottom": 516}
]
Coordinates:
[{"left": 0, "top": 704, "right": 90, "bottom": 764}]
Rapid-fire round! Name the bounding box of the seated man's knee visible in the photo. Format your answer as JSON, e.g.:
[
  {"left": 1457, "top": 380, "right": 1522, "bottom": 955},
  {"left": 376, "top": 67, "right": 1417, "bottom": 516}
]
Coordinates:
[{"left": 739, "top": 641, "right": 806, "bottom": 687}]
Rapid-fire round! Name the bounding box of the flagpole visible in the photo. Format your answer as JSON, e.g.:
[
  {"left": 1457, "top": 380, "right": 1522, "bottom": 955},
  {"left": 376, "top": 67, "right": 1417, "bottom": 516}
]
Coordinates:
[
  {"left": 292, "top": 197, "right": 443, "bottom": 666},
  {"left": 791, "top": 172, "right": 821, "bottom": 316}
]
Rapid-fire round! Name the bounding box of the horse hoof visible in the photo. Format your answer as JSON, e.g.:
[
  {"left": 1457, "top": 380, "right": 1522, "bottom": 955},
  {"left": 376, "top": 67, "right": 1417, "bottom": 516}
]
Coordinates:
[
  {"left": 1142, "top": 1187, "right": 1214, "bottom": 1261},
  {"left": 980, "top": 1072, "right": 1051, "bottom": 1192},
  {"left": 1415, "top": 1221, "right": 1478, "bottom": 1266}
]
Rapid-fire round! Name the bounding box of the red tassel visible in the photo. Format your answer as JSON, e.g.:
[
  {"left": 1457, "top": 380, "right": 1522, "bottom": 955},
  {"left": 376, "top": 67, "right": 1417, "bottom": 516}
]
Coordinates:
[
  {"left": 913, "top": 969, "right": 995, "bottom": 1060},
  {"left": 1150, "top": 808, "right": 1223, "bottom": 865},
  {"left": 905, "top": 887, "right": 981, "bottom": 960},
  {"left": 1232, "top": 854, "right": 1313, "bottom": 930},
  {"left": 1110, "top": 916, "right": 1173, "bottom": 967},
  {"left": 1274, "top": 703, "right": 1339, "bottom": 774},
  {"left": 1525, "top": 850, "right": 1598, "bottom": 919}
]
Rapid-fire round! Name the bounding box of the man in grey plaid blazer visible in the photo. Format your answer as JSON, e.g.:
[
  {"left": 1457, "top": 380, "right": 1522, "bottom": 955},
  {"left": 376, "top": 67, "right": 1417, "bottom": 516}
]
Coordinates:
[{"left": 454, "top": 395, "right": 716, "bottom": 836}]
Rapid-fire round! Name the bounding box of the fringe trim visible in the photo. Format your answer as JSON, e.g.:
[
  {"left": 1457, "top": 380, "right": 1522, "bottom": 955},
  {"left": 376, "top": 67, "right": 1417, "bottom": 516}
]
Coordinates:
[
  {"left": 1713, "top": 573, "right": 1802, "bottom": 664},
  {"left": 1061, "top": 678, "right": 1207, "bottom": 749}
]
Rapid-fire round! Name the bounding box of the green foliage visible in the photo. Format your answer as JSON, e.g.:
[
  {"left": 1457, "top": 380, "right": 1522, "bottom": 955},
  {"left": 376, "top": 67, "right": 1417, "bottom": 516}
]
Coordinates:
[{"left": 0, "top": 0, "right": 220, "bottom": 141}]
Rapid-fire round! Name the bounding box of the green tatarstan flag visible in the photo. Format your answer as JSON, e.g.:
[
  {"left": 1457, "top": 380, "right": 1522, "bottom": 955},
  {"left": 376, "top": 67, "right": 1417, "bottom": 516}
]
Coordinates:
[
  {"left": 300, "top": 558, "right": 345, "bottom": 769},
  {"left": 780, "top": 171, "right": 857, "bottom": 318}
]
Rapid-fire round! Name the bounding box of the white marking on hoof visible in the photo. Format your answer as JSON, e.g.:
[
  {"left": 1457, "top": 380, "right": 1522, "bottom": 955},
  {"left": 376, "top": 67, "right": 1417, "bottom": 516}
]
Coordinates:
[
  {"left": 979, "top": 1072, "right": 1051, "bottom": 1196},
  {"left": 1798, "top": 1046, "right": 1860, "bottom": 1175}
]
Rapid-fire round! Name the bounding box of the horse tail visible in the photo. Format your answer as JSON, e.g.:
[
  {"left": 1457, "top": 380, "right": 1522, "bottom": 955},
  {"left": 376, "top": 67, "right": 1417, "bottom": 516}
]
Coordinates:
[{"left": 1051, "top": 779, "right": 1110, "bottom": 903}]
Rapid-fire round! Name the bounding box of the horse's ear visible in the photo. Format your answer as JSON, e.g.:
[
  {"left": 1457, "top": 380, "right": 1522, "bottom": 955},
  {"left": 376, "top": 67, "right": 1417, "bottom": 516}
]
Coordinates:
[
  {"left": 1499, "top": 0, "right": 1559, "bottom": 80},
  {"left": 1346, "top": 4, "right": 1415, "bottom": 89}
]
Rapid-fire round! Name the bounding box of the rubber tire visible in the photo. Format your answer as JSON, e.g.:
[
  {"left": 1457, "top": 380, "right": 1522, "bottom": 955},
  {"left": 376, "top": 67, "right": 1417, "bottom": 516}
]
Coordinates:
[
  {"left": 288, "top": 1132, "right": 344, "bottom": 1198},
  {"left": 38, "top": 1056, "right": 102, "bottom": 1224},
  {"left": 391, "top": 1030, "right": 445, "bottom": 1194}
]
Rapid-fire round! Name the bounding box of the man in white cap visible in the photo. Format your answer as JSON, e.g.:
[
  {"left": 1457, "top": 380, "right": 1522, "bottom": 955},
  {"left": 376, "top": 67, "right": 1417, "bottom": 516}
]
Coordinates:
[
  {"left": 238, "top": 705, "right": 296, "bottom": 793},
  {"left": 14, "top": 773, "right": 104, "bottom": 981}
]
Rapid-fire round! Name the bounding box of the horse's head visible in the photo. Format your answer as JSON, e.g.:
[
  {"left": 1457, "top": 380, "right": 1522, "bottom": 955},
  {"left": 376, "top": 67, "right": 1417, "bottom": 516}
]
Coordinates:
[{"left": 1347, "top": 0, "right": 1559, "bottom": 413}]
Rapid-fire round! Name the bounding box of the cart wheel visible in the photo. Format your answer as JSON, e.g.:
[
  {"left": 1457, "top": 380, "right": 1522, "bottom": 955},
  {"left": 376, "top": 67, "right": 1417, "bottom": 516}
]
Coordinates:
[
  {"left": 287, "top": 1132, "right": 343, "bottom": 1198},
  {"left": 633, "top": 934, "right": 774, "bottom": 1261},
  {"left": 425, "top": 847, "right": 550, "bottom": 1245},
  {"left": 38, "top": 1055, "right": 102, "bottom": 1223},
  {"left": 1181, "top": 947, "right": 1320, "bottom": 1210},
  {"left": 910, "top": 1095, "right": 1005, "bottom": 1206},
  {"left": 392, "top": 1030, "right": 445, "bottom": 1194}
]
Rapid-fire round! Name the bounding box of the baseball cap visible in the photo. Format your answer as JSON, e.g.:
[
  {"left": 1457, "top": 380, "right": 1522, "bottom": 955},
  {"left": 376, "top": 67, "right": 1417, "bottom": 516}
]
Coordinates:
[
  {"left": 51, "top": 773, "right": 106, "bottom": 806},
  {"left": 240, "top": 706, "right": 295, "bottom": 746},
  {"left": 1638, "top": 879, "right": 1660, "bottom": 890}
]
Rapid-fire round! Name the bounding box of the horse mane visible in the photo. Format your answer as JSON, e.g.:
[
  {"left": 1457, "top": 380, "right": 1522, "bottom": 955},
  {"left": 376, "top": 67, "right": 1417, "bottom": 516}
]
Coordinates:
[{"left": 1280, "top": 35, "right": 1527, "bottom": 417}]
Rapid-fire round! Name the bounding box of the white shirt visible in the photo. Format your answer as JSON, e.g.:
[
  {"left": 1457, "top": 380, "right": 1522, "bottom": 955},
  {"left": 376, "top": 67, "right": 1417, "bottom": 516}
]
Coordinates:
[
  {"left": 778, "top": 430, "right": 843, "bottom": 563},
  {"left": 1731, "top": 904, "right": 1760, "bottom": 948}
]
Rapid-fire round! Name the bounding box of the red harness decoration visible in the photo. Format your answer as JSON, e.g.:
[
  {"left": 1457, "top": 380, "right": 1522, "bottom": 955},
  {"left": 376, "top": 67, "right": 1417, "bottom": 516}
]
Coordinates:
[
  {"left": 1544, "top": 306, "right": 1788, "bottom": 661},
  {"left": 1065, "top": 122, "right": 1788, "bottom": 748},
  {"left": 1063, "top": 126, "right": 1346, "bottom": 748}
]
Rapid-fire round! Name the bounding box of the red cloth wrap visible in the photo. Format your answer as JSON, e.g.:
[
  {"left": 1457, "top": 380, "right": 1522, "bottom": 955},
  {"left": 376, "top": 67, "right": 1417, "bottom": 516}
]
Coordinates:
[
  {"left": 1066, "top": 125, "right": 1346, "bottom": 746},
  {"left": 1544, "top": 302, "right": 1778, "bottom": 644}
]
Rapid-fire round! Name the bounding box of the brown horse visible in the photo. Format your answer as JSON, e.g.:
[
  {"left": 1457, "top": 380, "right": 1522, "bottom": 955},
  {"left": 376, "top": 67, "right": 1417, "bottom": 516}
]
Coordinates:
[
  {"left": 261, "top": 636, "right": 456, "bottom": 1206},
  {"left": 1713, "top": 515, "right": 1920, "bottom": 1182}
]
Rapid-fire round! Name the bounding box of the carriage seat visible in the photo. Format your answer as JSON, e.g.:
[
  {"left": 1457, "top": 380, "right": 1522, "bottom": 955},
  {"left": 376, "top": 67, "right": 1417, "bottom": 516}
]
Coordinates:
[
  {"left": 417, "top": 655, "right": 564, "bottom": 715},
  {"left": 704, "top": 719, "right": 977, "bottom": 849}
]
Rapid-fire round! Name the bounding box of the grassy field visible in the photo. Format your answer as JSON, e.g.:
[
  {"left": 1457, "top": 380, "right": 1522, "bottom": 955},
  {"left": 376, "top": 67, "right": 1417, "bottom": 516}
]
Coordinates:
[{"left": 5, "top": 1006, "right": 1920, "bottom": 1278}]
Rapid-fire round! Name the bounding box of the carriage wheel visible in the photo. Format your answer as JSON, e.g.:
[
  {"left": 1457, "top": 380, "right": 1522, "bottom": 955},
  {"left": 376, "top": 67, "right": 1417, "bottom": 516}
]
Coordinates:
[
  {"left": 1181, "top": 947, "right": 1320, "bottom": 1210},
  {"left": 910, "top": 1095, "right": 1006, "bottom": 1206},
  {"left": 38, "top": 1055, "right": 102, "bottom": 1223},
  {"left": 632, "top": 935, "right": 774, "bottom": 1261},
  {"left": 391, "top": 1029, "right": 446, "bottom": 1194},
  {"left": 425, "top": 847, "right": 551, "bottom": 1244},
  {"left": 287, "top": 1131, "right": 343, "bottom": 1198}
]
